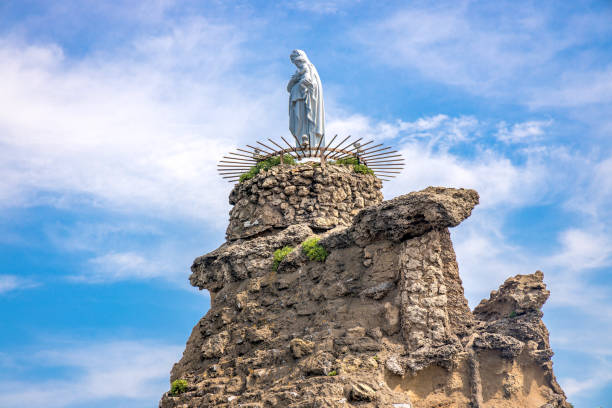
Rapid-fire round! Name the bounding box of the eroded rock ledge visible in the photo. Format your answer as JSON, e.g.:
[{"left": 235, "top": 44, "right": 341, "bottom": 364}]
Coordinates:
[{"left": 162, "top": 183, "right": 569, "bottom": 408}]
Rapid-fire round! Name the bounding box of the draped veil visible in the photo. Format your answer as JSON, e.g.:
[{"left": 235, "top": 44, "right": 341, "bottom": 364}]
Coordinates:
[{"left": 288, "top": 50, "right": 325, "bottom": 148}]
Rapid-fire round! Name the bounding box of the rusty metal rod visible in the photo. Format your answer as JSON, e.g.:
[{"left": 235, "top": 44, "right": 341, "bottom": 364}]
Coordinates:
[
  {"left": 366, "top": 159, "right": 405, "bottom": 164},
  {"left": 226, "top": 153, "right": 257, "bottom": 160},
  {"left": 320, "top": 134, "right": 337, "bottom": 158},
  {"left": 236, "top": 148, "right": 262, "bottom": 158},
  {"left": 219, "top": 160, "right": 254, "bottom": 164},
  {"left": 328, "top": 137, "right": 359, "bottom": 160},
  {"left": 289, "top": 132, "right": 303, "bottom": 152},
  {"left": 361, "top": 151, "right": 400, "bottom": 159},
  {"left": 327, "top": 135, "right": 354, "bottom": 159},
  {"left": 334, "top": 142, "right": 384, "bottom": 161},
  {"left": 360, "top": 146, "right": 392, "bottom": 157},
  {"left": 247, "top": 144, "right": 274, "bottom": 155},
  {"left": 329, "top": 137, "right": 364, "bottom": 160},
  {"left": 324, "top": 135, "right": 349, "bottom": 159},
  {"left": 333, "top": 139, "right": 375, "bottom": 161},
  {"left": 280, "top": 136, "right": 304, "bottom": 158},
  {"left": 314, "top": 134, "right": 325, "bottom": 155},
  {"left": 326, "top": 135, "right": 353, "bottom": 159},
  {"left": 219, "top": 160, "right": 255, "bottom": 164},
  {"left": 268, "top": 139, "right": 299, "bottom": 159},
  {"left": 256, "top": 140, "right": 279, "bottom": 154}
]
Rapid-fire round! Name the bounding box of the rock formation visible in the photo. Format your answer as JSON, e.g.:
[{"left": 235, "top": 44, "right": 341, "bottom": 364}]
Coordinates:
[{"left": 160, "top": 164, "right": 569, "bottom": 408}]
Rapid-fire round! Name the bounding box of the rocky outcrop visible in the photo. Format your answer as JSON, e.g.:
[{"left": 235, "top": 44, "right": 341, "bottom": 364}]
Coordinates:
[{"left": 160, "top": 175, "right": 569, "bottom": 408}]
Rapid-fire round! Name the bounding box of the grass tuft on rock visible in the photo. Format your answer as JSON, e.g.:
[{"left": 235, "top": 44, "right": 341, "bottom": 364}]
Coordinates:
[
  {"left": 333, "top": 157, "right": 359, "bottom": 165},
  {"left": 239, "top": 154, "right": 296, "bottom": 183},
  {"left": 170, "top": 379, "right": 188, "bottom": 395},
  {"left": 272, "top": 246, "right": 294, "bottom": 271},
  {"left": 330, "top": 157, "right": 374, "bottom": 175},
  {"left": 353, "top": 163, "right": 374, "bottom": 175},
  {"left": 302, "top": 236, "right": 328, "bottom": 262}
]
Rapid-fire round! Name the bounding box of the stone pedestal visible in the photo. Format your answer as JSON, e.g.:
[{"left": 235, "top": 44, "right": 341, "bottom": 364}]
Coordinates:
[{"left": 226, "top": 164, "right": 383, "bottom": 240}]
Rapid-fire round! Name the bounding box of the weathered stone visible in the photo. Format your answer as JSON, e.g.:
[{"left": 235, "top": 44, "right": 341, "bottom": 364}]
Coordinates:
[
  {"left": 161, "top": 182, "right": 570, "bottom": 408},
  {"left": 349, "top": 383, "right": 376, "bottom": 401},
  {"left": 385, "top": 355, "right": 405, "bottom": 376},
  {"left": 290, "top": 338, "right": 315, "bottom": 358},
  {"left": 226, "top": 164, "right": 383, "bottom": 240}
]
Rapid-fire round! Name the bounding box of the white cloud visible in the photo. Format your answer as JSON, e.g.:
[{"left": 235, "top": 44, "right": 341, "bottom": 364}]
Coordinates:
[
  {"left": 72, "top": 247, "right": 199, "bottom": 284},
  {"left": 496, "top": 119, "right": 553, "bottom": 143},
  {"left": 528, "top": 67, "right": 612, "bottom": 108},
  {"left": 327, "top": 111, "right": 478, "bottom": 146},
  {"left": 84, "top": 251, "right": 162, "bottom": 282},
  {"left": 0, "top": 340, "right": 182, "bottom": 408},
  {"left": 559, "top": 356, "right": 612, "bottom": 399},
  {"left": 0, "top": 274, "right": 39, "bottom": 294},
  {"left": 353, "top": 3, "right": 612, "bottom": 109},
  {"left": 0, "top": 18, "right": 286, "bottom": 227},
  {"left": 285, "top": 0, "right": 358, "bottom": 14}
]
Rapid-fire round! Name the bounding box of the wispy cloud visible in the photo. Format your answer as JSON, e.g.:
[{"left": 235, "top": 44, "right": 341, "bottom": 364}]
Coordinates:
[
  {"left": 0, "top": 340, "right": 182, "bottom": 408},
  {"left": 0, "top": 274, "right": 39, "bottom": 294},
  {"left": 353, "top": 2, "right": 612, "bottom": 109},
  {"left": 0, "top": 17, "right": 284, "bottom": 227},
  {"left": 496, "top": 119, "right": 553, "bottom": 143},
  {"left": 285, "top": 0, "right": 359, "bottom": 14}
]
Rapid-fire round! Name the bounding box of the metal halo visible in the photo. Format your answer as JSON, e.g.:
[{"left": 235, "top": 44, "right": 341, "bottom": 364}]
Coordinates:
[{"left": 218, "top": 135, "right": 404, "bottom": 183}]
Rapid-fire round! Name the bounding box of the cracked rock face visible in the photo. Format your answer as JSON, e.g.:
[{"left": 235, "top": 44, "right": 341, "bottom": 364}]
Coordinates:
[{"left": 160, "top": 177, "right": 569, "bottom": 408}]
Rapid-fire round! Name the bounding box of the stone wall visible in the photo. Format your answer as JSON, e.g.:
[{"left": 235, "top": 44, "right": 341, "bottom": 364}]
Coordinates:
[{"left": 226, "top": 164, "right": 383, "bottom": 241}]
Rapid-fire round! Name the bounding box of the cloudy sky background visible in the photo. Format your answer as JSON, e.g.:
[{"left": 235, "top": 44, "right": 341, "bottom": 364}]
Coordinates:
[{"left": 0, "top": 1, "right": 611, "bottom": 406}]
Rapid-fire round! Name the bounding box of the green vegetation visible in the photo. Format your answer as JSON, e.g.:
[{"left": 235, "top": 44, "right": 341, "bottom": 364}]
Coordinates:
[
  {"left": 302, "top": 236, "right": 328, "bottom": 262},
  {"left": 508, "top": 311, "right": 517, "bottom": 318},
  {"left": 327, "top": 370, "right": 337, "bottom": 376},
  {"left": 353, "top": 163, "right": 374, "bottom": 175},
  {"left": 273, "top": 246, "right": 294, "bottom": 271},
  {"left": 330, "top": 156, "right": 374, "bottom": 175},
  {"left": 333, "top": 157, "right": 359, "bottom": 165},
  {"left": 239, "top": 154, "right": 296, "bottom": 182},
  {"left": 170, "top": 379, "right": 188, "bottom": 395}
]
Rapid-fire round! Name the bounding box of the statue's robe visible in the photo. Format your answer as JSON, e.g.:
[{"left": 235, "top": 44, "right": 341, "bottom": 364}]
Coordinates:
[{"left": 288, "top": 64, "right": 325, "bottom": 149}]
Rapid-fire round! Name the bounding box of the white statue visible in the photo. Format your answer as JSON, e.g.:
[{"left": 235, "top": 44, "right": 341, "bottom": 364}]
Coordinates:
[{"left": 287, "top": 50, "right": 325, "bottom": 149}]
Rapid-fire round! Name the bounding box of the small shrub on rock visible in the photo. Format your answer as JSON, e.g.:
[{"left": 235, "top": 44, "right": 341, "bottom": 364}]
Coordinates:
[
  {"left": 302, "top": 237, "right": 328, "bottom": 262},
  {"left": 327, "top": 370, "right": 337, "bottom": 376},
  {"left": 239, "top": 154, "right": 296, "bottom": 182},
  {"left": 273, "top": 246, "right": 294, "bottom": 271},
  {"left": 353, "top": 163, "right": 374, "bottom": 175},
  {"left": 170, "top": 379, "right": 188, "bottom": 395},
  {"left": 334, "top": 157, "right": 359, "bottom": 166},
  {"left": 330, "top": 157, "right": 374, "bottom": 176}
]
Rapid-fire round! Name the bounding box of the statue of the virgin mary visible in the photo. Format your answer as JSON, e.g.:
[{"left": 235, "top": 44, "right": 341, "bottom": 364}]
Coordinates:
[{"left": 287, "top": 50, "right": 325, "bottom": 149}]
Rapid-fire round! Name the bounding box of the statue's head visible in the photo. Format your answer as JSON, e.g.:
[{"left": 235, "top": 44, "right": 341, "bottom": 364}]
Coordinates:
[{"left": 290, "top": 49, "right": 309, "bottom": 66}]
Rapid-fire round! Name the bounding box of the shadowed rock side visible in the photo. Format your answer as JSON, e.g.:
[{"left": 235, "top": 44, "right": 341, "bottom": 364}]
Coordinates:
[{"left": 161, "top": 184, "right": 568, "bottom": 408}]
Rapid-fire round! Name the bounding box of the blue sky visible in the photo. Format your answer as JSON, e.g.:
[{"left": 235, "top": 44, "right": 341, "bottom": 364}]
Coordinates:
[{"left": 0, "top": 1, "right": 611, "bottom": 407}]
